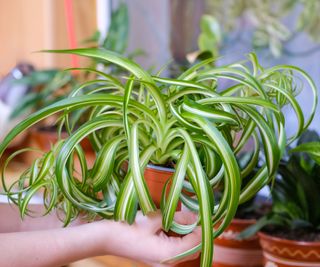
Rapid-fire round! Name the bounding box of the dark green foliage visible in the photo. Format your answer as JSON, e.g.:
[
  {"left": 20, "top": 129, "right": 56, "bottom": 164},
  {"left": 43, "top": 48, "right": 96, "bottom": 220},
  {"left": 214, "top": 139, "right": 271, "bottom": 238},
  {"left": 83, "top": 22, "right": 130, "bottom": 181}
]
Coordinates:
[{"left": 239, "top": 130, "right": 320, "bottom": 239}]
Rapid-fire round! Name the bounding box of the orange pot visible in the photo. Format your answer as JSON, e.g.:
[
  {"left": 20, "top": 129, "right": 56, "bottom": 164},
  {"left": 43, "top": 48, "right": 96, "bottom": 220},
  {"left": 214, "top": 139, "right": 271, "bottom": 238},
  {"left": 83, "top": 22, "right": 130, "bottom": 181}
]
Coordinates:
[
  {"left": 175, "top": 257, "right": 201, "bottom": 267},
  {"left": 259, "top": 232, "right": 320, "bottom": 267},
  {"left": 25, "top": 128, "right": 95, "bottom": 167},
  {"left": 213, "top": 219, "right": 263, "bottom": 267},
  {"left": 27, "top": 129, "right": 63, "bottom": 151},
  {"left": 144, "top": 164, "right": 200, "bottom": 267},
  {"left": 28, "top": 129, "right": 93, "bottom": 152},
  {"left": 144, "top": 164, "right": 177, "bottom": 208}
]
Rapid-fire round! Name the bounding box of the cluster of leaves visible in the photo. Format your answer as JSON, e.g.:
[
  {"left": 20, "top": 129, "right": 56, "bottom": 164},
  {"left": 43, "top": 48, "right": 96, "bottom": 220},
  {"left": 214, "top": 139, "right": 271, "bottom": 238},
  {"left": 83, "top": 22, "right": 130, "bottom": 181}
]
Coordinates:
[
  {"left": 239, "top": 130, "right": 320, "bottom": 239},
  {"left": 233, "top": 152, "right": 264, "bottom": 219},
  {"left": 197, "top": 15, "right": 222, "bottom": 60},
  {"left": 10, "top": 71, "right": 74, "bottom": 119},
  {"left": 0, "top": 49, "right": 317, "bottom": 266},
  {"left": 204, "top": 0, "right": 320, "bottom": 57}
]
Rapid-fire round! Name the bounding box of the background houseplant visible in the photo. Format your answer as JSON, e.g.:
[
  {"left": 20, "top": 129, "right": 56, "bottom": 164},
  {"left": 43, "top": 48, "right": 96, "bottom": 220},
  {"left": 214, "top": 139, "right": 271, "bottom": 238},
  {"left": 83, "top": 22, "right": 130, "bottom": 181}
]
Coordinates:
[
  {"left": 10, "top": 70, "right": 74, "bottom": 120},
  {"left": 0, "top": 48, "right": 317, "bottom": 266},
  {"left": 169, "top": 0, "right": 320, "bottom": 78},
  {"left": 6, "top": 3, "right": 134, "bottom": 156},
  {"left": 239, "top": 130, "right": 320, "bottom": 266},
  {"left": 204, "top": 0, "right": 320, "bottom": 57},
  {"left": 10, "top": 2, "right": 131, "bottom": 122}
]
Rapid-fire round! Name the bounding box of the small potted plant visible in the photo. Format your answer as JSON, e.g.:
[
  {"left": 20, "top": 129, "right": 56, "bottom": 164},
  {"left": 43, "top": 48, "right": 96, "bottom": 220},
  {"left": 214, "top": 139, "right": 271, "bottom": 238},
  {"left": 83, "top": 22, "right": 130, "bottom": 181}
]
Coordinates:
[
  {"left": 0, "top": 48, "right": 317, "bottom": 267},
  {"left": 9, "top": 2, "right": 132, "bottom": 157},
  {"left": 10, "top": 70, "right": 76, "bottom": 150},
  {"left": 240, "top": 130, "right": 320, "bottom": 267}
]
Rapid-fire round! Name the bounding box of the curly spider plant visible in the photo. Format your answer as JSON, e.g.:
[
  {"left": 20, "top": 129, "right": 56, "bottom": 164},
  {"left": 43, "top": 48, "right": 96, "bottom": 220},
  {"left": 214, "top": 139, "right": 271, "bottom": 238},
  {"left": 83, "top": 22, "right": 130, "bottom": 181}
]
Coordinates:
[{"left": 0, "top": 48, "right": 317, "bottom": 267}]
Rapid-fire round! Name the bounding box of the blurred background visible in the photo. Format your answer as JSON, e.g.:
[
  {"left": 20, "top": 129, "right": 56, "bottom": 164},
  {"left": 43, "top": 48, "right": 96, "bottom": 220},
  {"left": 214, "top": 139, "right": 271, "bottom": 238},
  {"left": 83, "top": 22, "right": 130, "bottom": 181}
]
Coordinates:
[{"left": 1, "top": 0, "right": 319, "bottom": 135}]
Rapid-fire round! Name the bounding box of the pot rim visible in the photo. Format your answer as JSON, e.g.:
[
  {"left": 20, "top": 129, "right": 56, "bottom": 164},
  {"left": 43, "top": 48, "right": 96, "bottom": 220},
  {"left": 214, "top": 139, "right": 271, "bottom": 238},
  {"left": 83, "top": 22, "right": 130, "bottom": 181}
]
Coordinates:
[
  {"left": 146, "top": 163, "right": 175, "bottom": 173},
  {"left": 231, "top": 218, "right": 257, "bottom": 224},
  {"left": 31, "top": 128, "right": 65, "bottom": 134},
  {"left": 215, "top": 218, "right": 257, "bottom": 228},
  {"left": 258, "top": 231, "right": 320, "bottom": 247}
]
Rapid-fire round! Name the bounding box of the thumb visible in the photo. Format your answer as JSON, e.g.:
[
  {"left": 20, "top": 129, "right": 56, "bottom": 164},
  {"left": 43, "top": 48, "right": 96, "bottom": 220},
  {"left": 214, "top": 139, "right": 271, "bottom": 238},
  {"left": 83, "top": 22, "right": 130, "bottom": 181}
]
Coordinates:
[{"left": 160, "top": 226, "right": 202, "bottom": 265}]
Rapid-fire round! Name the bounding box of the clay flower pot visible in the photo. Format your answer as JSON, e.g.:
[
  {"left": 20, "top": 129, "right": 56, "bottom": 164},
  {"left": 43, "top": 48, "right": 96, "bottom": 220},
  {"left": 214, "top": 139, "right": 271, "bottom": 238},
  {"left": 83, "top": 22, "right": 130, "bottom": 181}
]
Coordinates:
[
  {"left": 28, "top": 128, "right": 93, "bottom": 152},
  {"left": 26, "top": 128, "right": 95, "bottom": 167},
  {"left": 144, "top": 164, "right": 178, "bottom": 208},
  {"left": 144, "top": 164, "right": 200, "bottom": 267},
  {"left": 259, "top": 232, "right": 320, "bottom": 267},
  {"left": 213, "top": 219, "right": 263, "bottom": 267}
]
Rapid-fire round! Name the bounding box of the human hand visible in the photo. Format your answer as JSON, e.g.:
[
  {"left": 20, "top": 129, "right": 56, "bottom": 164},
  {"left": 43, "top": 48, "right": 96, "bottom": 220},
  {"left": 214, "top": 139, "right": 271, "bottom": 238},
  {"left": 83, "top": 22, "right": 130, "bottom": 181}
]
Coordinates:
[
  {"left": 0, "top": 205, "right": 200, "bottom": 267},
  {"left": 95, "top": 210, "right": 201, "bottom": 266}
]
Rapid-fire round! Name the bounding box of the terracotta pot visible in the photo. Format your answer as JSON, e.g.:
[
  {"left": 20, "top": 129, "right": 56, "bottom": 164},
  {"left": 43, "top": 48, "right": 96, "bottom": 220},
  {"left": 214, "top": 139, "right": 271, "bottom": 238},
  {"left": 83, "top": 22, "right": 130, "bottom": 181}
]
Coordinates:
[
  {"left": 175, "top": 257, "right": 201, "bottom": 267},
  {"left": 259, "top": 232, "right": 320, "bottom": 267},
  {"left": 144, "top": 164, "right": 178, "bottom": 208},
  {"left": 25, "top": 128, "right": 95, "bottom": 167},
  {"left": 213, "top": 219, "right": 263, "bottom": 267},
  {"left": 28, "top": 129, "right": 93, "bottom": 152},
  {"left": 144, "top": 164, "right": 200, "bottom": 267}
]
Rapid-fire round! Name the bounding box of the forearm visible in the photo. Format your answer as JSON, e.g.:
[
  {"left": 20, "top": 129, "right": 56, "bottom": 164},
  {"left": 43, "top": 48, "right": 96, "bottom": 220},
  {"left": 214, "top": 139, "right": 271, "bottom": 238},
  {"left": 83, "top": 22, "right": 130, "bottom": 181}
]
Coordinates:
[
  {"left": 0, "top": 203, "right": 80, "bottom": 232},
  {"left": 0, "top": 208, "right": 201, "bottom": 266},
  {"left": 0, "top": 203, "right": 156, "bottom": 265},
  {"left": 0, "top": 222, "right": 105, "bottom": 267}
]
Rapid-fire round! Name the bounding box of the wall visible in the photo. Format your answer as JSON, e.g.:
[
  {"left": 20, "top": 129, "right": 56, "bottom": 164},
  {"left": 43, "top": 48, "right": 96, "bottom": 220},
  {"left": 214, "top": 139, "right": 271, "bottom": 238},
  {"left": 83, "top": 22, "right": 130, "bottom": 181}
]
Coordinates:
[
  {"left": 0, "top": 0, "right": 97, "bottom": 75},
  {"left": 115, "top": 0, "right": 171, "bottom": 72}
]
